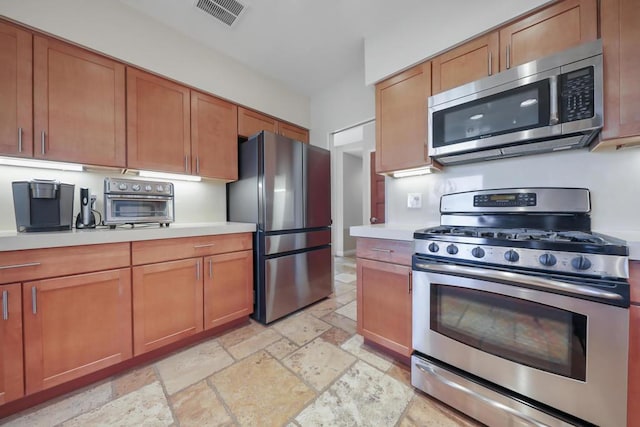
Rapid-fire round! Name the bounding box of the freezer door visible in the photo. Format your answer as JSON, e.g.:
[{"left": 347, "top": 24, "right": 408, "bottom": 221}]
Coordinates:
[
  {"left": 263, "top": 246, "right": 332, "bottom": 323},
  {"left": 303, "top": 144, "right": 331, "bottom": 228},
  {"left": 262, "top": 132, "right": 304, "bottom": 231},
  {"left": 264, "top": 229, "right": 331, "bottom": 255}
]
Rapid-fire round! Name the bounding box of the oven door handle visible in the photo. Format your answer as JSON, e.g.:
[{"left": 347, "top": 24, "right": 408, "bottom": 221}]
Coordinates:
[
  {"left": 105, "top": 194, "right": 173, "bottom": 201},
  {"left": 415, "top": 263, "right": 624, "bottom": 302},
  {"left": 415, "top": 362, "right": 550, "bottom": 427}
]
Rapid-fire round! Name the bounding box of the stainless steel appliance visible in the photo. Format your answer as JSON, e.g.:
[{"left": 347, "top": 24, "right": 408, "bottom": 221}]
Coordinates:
[
  {"left": 75, "top": 187, "right": 97, "bottom": 229},
  {"left": 428, "top": 40, "right": 603, "bottom": 165},
  {"left": 411, "top": 188, "right": 629, "bottom": 427},
  {"left": 227, "top": 131, "right": 332, "bottom": 324},
  {"left": 103, "top": 177, "right": 174, "bottom": 228},
  {"left": 12, "top": 179, "right": 75, "bottom": 232}
]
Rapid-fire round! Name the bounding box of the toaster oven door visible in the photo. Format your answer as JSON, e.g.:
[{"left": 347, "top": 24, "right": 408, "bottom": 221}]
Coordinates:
[{"left": 104, "top": 194, "right": 174, "bottom": 224}]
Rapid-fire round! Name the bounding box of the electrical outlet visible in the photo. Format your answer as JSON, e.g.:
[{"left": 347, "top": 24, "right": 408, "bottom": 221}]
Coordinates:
[{"left": 408, "top": 193, "right": 422, "bottom": 209}]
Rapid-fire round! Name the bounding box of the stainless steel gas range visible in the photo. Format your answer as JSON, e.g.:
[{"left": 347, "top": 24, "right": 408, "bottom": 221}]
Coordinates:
[{"left": 411, "top": 188, "right": 629, "bottom": 427}]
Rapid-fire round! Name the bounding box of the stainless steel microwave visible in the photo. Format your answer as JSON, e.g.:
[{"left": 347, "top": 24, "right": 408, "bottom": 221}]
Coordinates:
[{"left": 428, "top": 40, "right": 603, "bottom": 165}]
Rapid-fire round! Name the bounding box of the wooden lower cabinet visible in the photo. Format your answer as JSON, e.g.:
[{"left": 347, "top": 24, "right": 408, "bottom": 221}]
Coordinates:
[
  {"left": 22, "top": 269, "right": 132, "bottom": 394},
  {"left": 132, "top": 258, "right": 204, "bottom": 355},
  {"left": 356, "top": 257, "right": 412, "bottom": 357},
  {"left": 0, "top": 284, "right": 23, "bottom": 404},
  {"left": 204, "top": 251, "right": 253, "bottom": 329}
]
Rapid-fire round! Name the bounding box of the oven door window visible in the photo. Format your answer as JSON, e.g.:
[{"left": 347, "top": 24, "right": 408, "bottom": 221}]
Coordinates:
[
  {"left": 432, "top": 79, "right": 551, "bottom": 148},
  {"left": 430, "top": 285, "right": 586, "bottom": 381},
  {"left": 111, "top": 199, "right": 170, "bottom": 219}
]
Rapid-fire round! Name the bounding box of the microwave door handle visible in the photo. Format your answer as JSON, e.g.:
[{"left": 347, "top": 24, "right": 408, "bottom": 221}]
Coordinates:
[{"left": 549, "top": 75, "right": 559, "bottom": 125}]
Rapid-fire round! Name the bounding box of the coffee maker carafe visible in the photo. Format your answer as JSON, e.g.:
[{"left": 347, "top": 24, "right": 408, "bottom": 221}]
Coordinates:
[{"left": 75, "top": 187, "right": 96, "bottom": 229}]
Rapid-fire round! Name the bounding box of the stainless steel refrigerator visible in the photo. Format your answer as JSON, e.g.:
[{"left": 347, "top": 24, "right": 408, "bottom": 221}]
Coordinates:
[{"left": 227, "top": 131, "right": 332, "bottom": 324}]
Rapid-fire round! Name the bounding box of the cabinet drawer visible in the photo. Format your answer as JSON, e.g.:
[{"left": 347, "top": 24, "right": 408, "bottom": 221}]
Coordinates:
[
  {"left": 0, "top": 243, "right": 131, "bottom": 284},
  {"left": 132, "top": 233, "right": 252, "bottom": 265},
  {"left": 356, "top": 238, "right": 413, "bottom": 266}
]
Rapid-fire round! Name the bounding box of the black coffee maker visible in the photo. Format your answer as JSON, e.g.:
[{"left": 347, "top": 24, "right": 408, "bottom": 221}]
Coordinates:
[
  {"left": 75, "top": 187, "right": 96, "bottom": 229},
  {"left": 12, "top": 180, "right": 75, "bottom": 232}
]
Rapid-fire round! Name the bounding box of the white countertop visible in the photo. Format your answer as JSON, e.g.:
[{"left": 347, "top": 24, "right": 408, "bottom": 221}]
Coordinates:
[
  {"left": 351, "top": 224, "right": 640, "bottom": 261},
  {"left": 0, "top": 222, "right": 257, "bottom": 252}
]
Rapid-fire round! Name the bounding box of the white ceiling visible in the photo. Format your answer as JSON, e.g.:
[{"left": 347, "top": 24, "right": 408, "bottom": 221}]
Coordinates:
[{"left": 118, "top": 0, "right": 437, "bottom": 97}]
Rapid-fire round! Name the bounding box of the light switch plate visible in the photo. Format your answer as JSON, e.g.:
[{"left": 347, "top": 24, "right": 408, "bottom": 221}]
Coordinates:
[{"left": 408, "top": 193, "right": 422, "bottom": 209}]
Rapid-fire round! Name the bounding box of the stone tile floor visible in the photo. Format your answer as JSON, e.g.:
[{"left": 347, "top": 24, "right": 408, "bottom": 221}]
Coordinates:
[{"left": 1, "top": 257, "right": 481, "bottom": 427}]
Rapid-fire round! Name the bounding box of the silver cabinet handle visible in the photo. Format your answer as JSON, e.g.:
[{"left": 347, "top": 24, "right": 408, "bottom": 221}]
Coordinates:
[
  {"left": 193, "top": 243, "right": 216, "bottom": 249},
  {"left": 0, "top": 262, "right": 41, "bottom": 271},
  {"left": 208, "top": 258, "right": 213, "bottom": 278},
  {"left": 18, "top": 127, "right": 23, "bottom": 153},
  {"left": 488, "top": 51, "right": 492, "bottom": 76},
  {"left": 371, "top": 248, "right": 393, "bottom": 253},
  {"left": 2, "top": 290, "right": 8, "bottom": 320},
  {"left": 415, "top": 263, "right": 624, "bottom": 301},
  {"left": 196, "top": 157, "right": 200, "bottom": 175},
  {"left": 32, "top": 287, "right": 37, "bottom": 314},
  {"left": 41, "top": 131, "right": 46, "bottom": 155},
  {"left": 506, "top": 44, "right": 511, "bottom": 69},
  {"left": 184, "top": 156, "right": 189, "bottom": 173},
  {"left": 196, "top": 260, "right": 200, "bottom": 280},
  {"left": 415, "top": 363, "right": 548, "bottom": 427},
  {"left": 549, "top": 75, "right": 559, "bottom": 125}
]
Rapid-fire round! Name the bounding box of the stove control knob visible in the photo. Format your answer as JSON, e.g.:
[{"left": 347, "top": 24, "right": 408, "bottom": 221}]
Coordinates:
[
  {"left": 446, "top": 244, "right": 458, "bottom": 255},
  {"left": 428, "top": 243, "right": 439, "bottom": 253},
  {"left": 504, "top": 250, "right": 519, "bottom": 262},
  {"left": 571, "top": 255, "right": 592, "bottom": 270},
  {"left": 471, "top": 247, "right": 485, "bottom": 258},
  {"left": 539, "top": 253, "right": 557, "bottom": 267}
]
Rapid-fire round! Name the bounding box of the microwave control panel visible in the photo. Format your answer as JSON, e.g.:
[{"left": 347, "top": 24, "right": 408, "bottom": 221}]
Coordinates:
[{"left": 560, "top": 66, "right": 594, "bottom": 122}]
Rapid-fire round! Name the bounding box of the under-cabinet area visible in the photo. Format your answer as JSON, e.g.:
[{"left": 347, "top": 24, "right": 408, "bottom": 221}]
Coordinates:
[{"left": 0, "top": 229, "right": 254, "bottom": 412}]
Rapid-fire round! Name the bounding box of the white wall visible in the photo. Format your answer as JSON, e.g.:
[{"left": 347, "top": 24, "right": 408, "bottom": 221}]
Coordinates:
[
  {"left": 0, "top": 0, "right": 310, "bottom": 127},
  {"left": 342, "top": 153, "right": 363, "bottom": 253},
  {"left": 364, "top": 0, "right": 551, "bottom": 84},
  {"left": 385, "top": 148, "right": 640, "bottom": 234},
  {"left": 0, "top": 167, "right": 226, "bottom": 231}
]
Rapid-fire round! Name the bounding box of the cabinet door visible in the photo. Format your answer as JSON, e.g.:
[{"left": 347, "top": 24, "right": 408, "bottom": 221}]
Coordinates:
[
  {"left": 33, "top": 36, "right": 126, "bottom": 167},
  {"left": 191, "top": 90, "right": 238, "bottom": 180},
  {"left": 0, "top": 284, "right": 23, "bottom": 404},
  {"left": 356, "top": 258, "right": 412, "bottom": 356},
  {"left": 237, "top": 107, "right": 278, "bottom": 138},
  {"left": 629, "top": 305, "right": 640, "bottom": 426},
  {"left": 203, "top": 251, "right": 253, "bottom": 329},
  {"left": 127, "top": 67, "right": 191, "bottom": 173},
  {"left": 132, "top": 258, "right": 203, "bottom": 355},
  {"left": 279, "top": 122, "right": 309, "bottom": 143},
  {"left": 23, "top": 269, "right": 132, "bottom": 394},
  {"left": 601, "top": 0, "right": 640, "bottom": 143},
  {"left": 499, "top": 0, "right": 597, "bottom": 71},
  {"left": 432, "top": 33, "right": 499, "bottom": 94},
  {"left": 375, "top": 62, "right": 432, "bottom": 173},
  {"left": 0, "top": 22, "right": 32, "bottom": 158}
]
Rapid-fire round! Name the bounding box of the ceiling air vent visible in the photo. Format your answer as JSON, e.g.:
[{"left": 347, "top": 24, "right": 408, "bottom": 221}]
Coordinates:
[{"left": 195, "top": 0, "right": 246, "bottom": 27}]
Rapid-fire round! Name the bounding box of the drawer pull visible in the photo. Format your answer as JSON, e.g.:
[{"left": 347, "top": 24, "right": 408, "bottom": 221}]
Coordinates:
[
  {"left": 32, "top": 287, "right": 37, "bottom": 314},
  {"left": 371, "top": 248, "right": 393, "bottom": 253},
  {"left": 2, "top": 290, "right": 7, "bottom": 320},
  {"left": 0, "top": 262, "right": 42, "bottom": 270},
  {"left": 194, "top": 243, "right": 216, "bottom": 249}
]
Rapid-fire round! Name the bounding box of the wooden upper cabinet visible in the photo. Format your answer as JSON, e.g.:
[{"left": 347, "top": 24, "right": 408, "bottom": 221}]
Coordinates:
[
  {"left": 33, "top": 36, "right": 125, "bottom": 167},
  {"left": 23, "top": 269, "right": 132, "bottom": 394},
  {"left": 0, "top": 283, "right": 24, "bottom": 404},
  {"left": 279, "top": 122, "right": 309, "bottom": 143},
  {"left": 127, "top": 67, "right": 191, "bottom": 173},
  {"left": 238, "top": 107, "right": 278, "bottom": 138},
  {"left": 0, "top": 22, "right": 32, "bottom": 158},
  {"left": 375, "top": 62, "right": 433, "bottom": 173},
  {"left": 499, "top": 0, "right": 597, "bottom": 71},
  {"left": 432, "top": 33, "right": 499, "bottom": 94},
  {"left": 191, "top": 90, "right": 238, "bottom": 180},
  {"left": 600, "top": 0, "right": 640, "bottom": 144}
]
